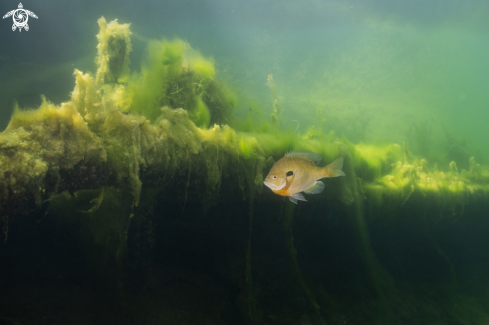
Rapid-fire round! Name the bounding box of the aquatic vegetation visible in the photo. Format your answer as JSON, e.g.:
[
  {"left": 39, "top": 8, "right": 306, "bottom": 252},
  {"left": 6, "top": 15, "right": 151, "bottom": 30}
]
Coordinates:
[
  {"left": 189, "top": 51, "right": 215, "bottom": 79},
  {"left": 94, "top": 16, "right": 235, "bottom": 127},
  {"left": 125, "top": 37, "right": 234, "bottom": 125},
  {"left": 2, "top": 16, "right": 489, "bottom": 325},
  {"left": 192, "top": 97, "right": 211, "bottom": 128},
  {"left": 349, "top": 142, "right": 403, "bottom": 181},
  {"left": 95, "top": 17, "right": 132, "bottom": 85}
]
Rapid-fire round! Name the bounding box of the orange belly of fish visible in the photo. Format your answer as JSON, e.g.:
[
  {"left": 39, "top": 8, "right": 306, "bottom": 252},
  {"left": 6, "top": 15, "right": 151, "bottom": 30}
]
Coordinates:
[{"left": 272, "top": 188, "right": 291, "bottom": 197}]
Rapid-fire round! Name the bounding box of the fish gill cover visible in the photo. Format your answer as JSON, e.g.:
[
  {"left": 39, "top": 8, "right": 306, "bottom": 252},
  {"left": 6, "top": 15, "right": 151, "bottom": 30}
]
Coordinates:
[{"left": 1, "top": 17, "right": 489, "bottom": 324}]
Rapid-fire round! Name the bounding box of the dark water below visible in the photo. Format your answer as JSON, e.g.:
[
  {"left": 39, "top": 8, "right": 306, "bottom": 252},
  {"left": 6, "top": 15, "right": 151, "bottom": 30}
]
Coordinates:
[{"left": 1, "top": 175, "right": 489, "bottom": 324}]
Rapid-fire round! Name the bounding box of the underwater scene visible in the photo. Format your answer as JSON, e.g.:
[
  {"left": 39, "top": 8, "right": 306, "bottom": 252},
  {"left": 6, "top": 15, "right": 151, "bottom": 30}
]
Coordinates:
[{"left": 1, "top": 1, "right": 489, "bottom": 324}]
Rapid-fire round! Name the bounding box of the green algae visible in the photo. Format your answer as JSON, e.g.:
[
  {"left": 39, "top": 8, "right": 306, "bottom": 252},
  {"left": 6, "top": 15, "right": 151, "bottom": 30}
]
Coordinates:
[
  {"left": 119, "top": 36, "right": 235, "bottom": 125},
  {"left": 192, "top": 97, "right": 211, "bottom": 128},
  {"left": 96, "top": 17, "right": 132, "bottom": 85},
  {"left": 1, "top": 17, "right": 489, "bottom": 325}
]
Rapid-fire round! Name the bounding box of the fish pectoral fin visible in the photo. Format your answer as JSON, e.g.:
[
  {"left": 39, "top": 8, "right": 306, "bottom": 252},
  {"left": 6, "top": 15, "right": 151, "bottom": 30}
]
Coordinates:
[
  {"left": 289, "top": 192, "right": 307, "bottom": 204},
  {"left": 304, "top": 181, "right": 325, "bottom": 194}
]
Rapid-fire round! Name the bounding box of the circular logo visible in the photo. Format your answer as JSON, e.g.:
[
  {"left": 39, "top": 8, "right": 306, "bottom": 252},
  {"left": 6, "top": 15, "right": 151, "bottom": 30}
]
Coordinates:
[{"left": 13, "top": 9, "right": 28, "bottom": 29}]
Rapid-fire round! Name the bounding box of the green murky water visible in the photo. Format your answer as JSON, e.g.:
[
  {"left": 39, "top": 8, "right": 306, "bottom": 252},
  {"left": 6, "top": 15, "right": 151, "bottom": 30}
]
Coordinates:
[{"left": 1, "top": 1, "right": 489, "bottom": 324}]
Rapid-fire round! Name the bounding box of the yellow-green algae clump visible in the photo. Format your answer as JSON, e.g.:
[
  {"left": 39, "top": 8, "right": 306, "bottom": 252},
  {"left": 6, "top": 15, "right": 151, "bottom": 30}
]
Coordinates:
[
  {"left": 105, "top": 31, "right": 236, "bottom": 125},
  {"left": 95, "top": 17, "right": 132, "bottom": 85}
]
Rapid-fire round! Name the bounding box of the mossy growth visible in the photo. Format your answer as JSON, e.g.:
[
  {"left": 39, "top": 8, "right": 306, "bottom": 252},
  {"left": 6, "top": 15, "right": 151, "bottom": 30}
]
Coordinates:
[
  {"left": 189, "top": 51, "right": 215, "bottom": 79},
  {"left": 95, "top": 17, "right": 132, "bottom": 85},
  {"left": 348, "top": 142, "right": 403, "bottom": 181},
  {"left": 192, "top": 97, "right": 210, "bottom": 128},
  {"left": 90, "top": 19, "right": 236, "bottom": 127},
  {"left": 119, "top": 38, "right": 236, "bottom": 126}
]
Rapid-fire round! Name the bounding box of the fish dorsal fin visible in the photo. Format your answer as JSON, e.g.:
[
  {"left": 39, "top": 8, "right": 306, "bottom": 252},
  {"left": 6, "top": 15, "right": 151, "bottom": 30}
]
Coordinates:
[{"left": 285, "top": 151, "right": 323, "bottom": 165}]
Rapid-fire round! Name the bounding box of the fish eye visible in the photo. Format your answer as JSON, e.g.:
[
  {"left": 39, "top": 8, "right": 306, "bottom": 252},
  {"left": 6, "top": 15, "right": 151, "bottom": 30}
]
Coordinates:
[
  {"left": 286, "top": 171, "right": 294, "bottom": 177},
  {"left": 273, "top": 175, "right": 277, "bottom": 179}
]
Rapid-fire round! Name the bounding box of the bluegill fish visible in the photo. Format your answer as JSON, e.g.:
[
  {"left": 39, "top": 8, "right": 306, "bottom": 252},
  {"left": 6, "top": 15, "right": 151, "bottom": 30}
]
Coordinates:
[{"left": 263, "top": 151, "right": 345, "bottom": 204}]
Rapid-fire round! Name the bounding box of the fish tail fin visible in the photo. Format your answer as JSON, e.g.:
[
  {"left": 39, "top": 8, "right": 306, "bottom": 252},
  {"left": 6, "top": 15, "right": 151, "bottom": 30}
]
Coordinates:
[{"left": 322, "top": 157, "right": 345, "bottom": 177}]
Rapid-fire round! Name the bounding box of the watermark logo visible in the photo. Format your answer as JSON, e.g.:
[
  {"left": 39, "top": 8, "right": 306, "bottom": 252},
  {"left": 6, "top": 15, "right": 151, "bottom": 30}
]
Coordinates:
[{"left": 3, "top": 3, "right": 38, "bottom": 32}]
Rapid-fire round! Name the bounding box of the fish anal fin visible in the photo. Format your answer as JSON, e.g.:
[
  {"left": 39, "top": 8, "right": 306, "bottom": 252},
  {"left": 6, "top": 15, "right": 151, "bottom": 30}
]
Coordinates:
[
  {"left": 289, "top": 192, "right": 307, "bottom": 204},
  {"left": 305, "top": 181, "right": 325, "bottom": 194}
]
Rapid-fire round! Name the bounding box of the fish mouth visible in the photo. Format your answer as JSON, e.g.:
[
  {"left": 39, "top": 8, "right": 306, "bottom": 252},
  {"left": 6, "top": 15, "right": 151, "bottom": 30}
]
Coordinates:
[{"left": 263, "top": 181, "right": 285, "bottom": 191}]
